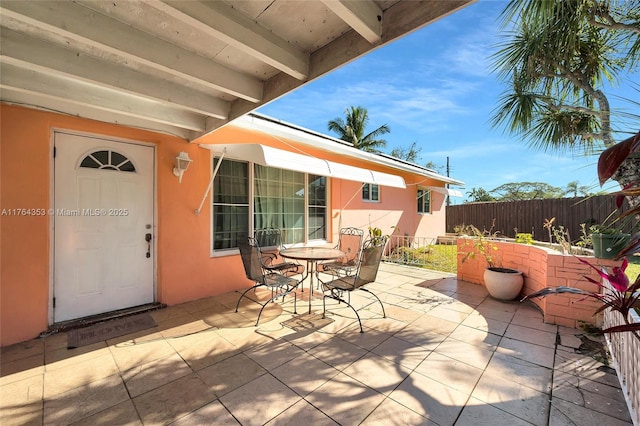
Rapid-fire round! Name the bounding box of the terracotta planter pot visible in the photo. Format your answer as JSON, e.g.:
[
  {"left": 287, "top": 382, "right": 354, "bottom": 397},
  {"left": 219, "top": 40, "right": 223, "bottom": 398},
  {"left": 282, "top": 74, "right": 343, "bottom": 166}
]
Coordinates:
[{"left": 484, "top": 267, "right": 524, "bottom": 301}]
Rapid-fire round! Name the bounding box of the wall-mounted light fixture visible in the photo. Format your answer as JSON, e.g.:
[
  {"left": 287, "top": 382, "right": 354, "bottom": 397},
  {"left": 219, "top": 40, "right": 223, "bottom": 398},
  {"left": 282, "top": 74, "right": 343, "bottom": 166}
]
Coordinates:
[{"left": 173, "top": 151, "right": 192, "bottom": 183}]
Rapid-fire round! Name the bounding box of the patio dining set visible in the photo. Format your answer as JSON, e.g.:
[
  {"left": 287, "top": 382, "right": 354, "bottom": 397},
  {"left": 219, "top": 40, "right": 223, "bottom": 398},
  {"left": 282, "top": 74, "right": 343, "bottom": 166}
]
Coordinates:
[{"left": 235, "top": 227, "right": 388, "bottom": 332}]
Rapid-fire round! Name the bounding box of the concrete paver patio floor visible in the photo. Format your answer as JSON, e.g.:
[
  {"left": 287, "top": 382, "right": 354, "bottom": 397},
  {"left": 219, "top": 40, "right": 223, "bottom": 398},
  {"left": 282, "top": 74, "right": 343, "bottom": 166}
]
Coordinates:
[{"left": 1, "top": 263, "right": 633, "bottom": 425}]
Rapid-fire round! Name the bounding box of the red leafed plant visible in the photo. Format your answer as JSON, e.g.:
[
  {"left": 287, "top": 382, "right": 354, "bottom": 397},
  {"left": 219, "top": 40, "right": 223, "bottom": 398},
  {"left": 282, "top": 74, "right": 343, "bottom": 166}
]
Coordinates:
[{"left": 598, "top": 132, "right": 640, "bottom": 259}]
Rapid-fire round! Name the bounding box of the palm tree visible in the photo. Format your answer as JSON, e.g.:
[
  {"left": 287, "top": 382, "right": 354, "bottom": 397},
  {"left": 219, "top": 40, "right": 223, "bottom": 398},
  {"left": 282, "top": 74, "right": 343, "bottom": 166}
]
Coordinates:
[
  {"left": 389, "top": 141, "right": 421, "bottom": 163},
  {"left": 492, "top": 0, "right": 639, "bottom": 152},
  {"left": 491, "top": 0, "right": 640, "bottom": 206},
  {"left": 328, "top": 106, "right": 389, "bottom": 153},
  {"left": 466, "top": 187, "right": 495, "bottom": 203},
  {"left": 565, "top": 181, "right": 592, "bottom": 197},
  {"left": 565, "top": 181, "right": 579, "bottom": 198}
]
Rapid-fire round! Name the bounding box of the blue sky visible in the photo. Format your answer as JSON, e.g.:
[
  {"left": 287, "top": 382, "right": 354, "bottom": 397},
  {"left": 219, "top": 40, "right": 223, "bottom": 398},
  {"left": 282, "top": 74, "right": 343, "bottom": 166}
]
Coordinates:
[{"left": 257, "top": 1, "right": 638, "bottom": 204}]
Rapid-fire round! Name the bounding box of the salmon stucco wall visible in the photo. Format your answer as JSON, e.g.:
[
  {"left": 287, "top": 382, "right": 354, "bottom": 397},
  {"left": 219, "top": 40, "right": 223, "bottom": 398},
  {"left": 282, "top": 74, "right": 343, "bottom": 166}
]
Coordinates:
[
  {"left": 457, "top": 238, "right": 622, "bottom": 329},
  {"left": 1, "top": 105, "right": 52, "bottom": 347},
  {"left": 0, "top": 105, "right": 248, "bottom": 346},
  {"left": 328, "top": 175, "right": 448, "bottom": 243}
]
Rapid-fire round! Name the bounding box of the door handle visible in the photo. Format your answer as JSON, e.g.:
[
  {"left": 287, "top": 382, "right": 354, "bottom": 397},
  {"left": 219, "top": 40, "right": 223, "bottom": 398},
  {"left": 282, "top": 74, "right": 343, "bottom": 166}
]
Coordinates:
[{"left": 145, "top": 233, "right": 152, "bottom": 258}]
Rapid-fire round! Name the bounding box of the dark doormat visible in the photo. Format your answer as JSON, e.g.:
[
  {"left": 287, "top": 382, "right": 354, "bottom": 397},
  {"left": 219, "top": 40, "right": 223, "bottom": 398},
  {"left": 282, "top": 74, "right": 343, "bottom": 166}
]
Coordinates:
[
  {"left": 67, "top": 313, "right": 156, "bottom": 349},
  {"left": 281, "top": 313, "right": 333, "bottom": 332}
]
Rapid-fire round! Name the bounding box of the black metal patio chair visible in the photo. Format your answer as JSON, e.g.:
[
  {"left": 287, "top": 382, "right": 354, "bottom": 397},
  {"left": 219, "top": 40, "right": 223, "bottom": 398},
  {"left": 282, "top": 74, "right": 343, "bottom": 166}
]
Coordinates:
[
  {"left": 316, "top": 227, "right": 364, "bottom": 278},
  {"left": 235, "top": 237, "right": 301, "bottom": 325},
  {"left": 254, "top": 228, "right": 304, "bottom": 277},
  {"left": 319, "top": 236, "right": 388, "bottom": 333}
]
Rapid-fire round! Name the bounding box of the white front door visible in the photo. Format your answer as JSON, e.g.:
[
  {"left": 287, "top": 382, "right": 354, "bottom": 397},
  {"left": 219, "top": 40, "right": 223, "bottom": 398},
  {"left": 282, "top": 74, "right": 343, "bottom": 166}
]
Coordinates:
[{"left": 54, "top": 132, "right": 155, "bottom": 322}]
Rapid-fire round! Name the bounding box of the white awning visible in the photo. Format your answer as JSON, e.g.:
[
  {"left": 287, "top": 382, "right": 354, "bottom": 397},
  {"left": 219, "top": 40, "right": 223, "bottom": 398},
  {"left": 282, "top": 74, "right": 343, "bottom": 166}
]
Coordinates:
[
  {"left": 199, "top": 144, "right": 406, "bottom": 188},
  {"left": 426, "top": 186, "right": 463, "bottom": 197},
  {"left": 235, "top": 114, "right": 465, "bottom": 186}
]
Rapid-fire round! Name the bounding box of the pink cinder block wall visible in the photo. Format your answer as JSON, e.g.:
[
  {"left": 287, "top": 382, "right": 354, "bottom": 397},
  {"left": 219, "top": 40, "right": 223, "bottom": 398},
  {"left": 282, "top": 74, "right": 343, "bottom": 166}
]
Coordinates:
[{"left": 457, "top": 238, "right": 622, "bottom": 329}]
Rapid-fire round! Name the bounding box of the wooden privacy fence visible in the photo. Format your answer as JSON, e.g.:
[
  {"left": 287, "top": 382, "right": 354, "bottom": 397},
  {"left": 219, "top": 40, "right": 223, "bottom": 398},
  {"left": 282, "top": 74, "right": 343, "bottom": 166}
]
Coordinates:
[{"left": 446, "top": 195, "right": 632, "bottom": 243}]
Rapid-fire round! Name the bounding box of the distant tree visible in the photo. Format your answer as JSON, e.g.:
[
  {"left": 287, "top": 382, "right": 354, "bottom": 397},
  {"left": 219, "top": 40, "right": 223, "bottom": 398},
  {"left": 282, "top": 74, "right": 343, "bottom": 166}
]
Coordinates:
[
  {"left": 389, "top": 141, "right": 421, "bottom": 163},
  {"left": 491, "top": 182, "right": 564, "bottom": 200},
  {"left": 328, "top": 106, "right": 389, "bottom": 153},
  {"left": 466, "top": 187, "right": 496, "bottom": 202},
  {"left": 565, "top": 181, "right": 579, "bottom": 197},
  {"left": 565, "top": 180, "right": 592, "bottom": 197},
  {"left": 424, "top": 160, "right": 446, "bottom": 174}
]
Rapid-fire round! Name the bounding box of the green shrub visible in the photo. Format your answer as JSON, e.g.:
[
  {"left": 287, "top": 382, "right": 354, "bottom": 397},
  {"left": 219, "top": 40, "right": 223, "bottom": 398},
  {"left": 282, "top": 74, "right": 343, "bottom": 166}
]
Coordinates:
[{"left": 516, "top": 233, "right": 534, "bottom": 245}]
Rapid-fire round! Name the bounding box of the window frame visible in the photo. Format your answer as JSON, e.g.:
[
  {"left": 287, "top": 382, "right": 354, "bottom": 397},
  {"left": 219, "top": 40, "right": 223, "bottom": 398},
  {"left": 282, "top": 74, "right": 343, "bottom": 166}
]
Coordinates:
[
  {"left": 362, "top": 183, "right": 380, "bottom": 203},
  {"left": 307, "top": 174, "right": 328, "bottom": 242},
  {"left": 417, "top": 188, "right": 432, "bottom": 214},
  {"left": 210, "top": 157, "right": 251, "bottom": 255},
  {"left": 79, "top": 149, "right": 136, "bottom": 172},
  {"left": 253, "top": 164, "right": 307, "bottom": 246},
  {"left": 210, "top": 154, "right": 329, "bottom": 256}
]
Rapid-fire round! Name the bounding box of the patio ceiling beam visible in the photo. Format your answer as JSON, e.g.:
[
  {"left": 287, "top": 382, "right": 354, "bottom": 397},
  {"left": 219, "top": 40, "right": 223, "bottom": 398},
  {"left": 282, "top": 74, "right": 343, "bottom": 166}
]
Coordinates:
[
  {"left": 0, "top": 1, "right": 263, "bottom": 102},
  {"left": 150, "top": 0, "right": 309, "bottom": 81},
  {"left": 1, "top": 62, "right": 206, "bottom": 132},
  {"left": 321, "top": 0, "right": 382, "bottom": 44},
  {"left": 0, "top": 29, "right": 230, "bottom": 120},
  {"left": 1, "top": 89, "right": 193, "bottom": 140}
]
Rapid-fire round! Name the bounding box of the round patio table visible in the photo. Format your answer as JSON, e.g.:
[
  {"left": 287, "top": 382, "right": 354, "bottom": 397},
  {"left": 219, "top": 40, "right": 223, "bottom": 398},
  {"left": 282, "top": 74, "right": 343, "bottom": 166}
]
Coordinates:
[{"left": 280, "top": 247, "right": 345, "bottom": 314}]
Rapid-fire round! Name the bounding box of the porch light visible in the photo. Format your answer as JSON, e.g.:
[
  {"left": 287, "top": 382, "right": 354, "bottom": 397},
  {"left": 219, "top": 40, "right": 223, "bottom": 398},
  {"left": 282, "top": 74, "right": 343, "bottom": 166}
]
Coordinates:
[{"left": 173, "top": 151, "right": 192, "bottom": 183}]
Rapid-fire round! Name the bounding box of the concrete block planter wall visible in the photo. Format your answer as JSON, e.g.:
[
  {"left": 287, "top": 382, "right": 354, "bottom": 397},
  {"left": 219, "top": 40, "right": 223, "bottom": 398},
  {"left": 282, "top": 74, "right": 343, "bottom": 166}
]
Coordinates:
[{"left": 457, "top": 238, "right": 623, "bottom": 329}]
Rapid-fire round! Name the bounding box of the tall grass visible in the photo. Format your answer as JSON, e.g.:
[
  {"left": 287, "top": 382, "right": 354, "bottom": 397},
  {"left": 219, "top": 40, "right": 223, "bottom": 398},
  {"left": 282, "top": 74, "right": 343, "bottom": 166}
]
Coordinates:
[{"left": 386, "top": 244, "right": 457, "bottom": 273}]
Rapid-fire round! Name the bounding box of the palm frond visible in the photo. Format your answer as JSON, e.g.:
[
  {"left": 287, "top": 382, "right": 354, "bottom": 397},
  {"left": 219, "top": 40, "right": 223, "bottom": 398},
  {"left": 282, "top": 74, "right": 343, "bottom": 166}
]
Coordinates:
[
  {"left": 491, "top": 0, "right": 638, "bottom": 152},
  {"left": 521, "top": 286, "right": 594, "bottom": 301},
  {"left": 327, "top": 106, "right": 389, "bottom": 152},
  {"left": 601, "top": 323, "right": 640, "bottom": 334}
]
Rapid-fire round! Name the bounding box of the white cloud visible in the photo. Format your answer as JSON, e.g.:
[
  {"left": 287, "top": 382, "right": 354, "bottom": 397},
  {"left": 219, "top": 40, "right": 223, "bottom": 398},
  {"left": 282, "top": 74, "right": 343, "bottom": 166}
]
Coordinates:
[
  {"left": 260, "top": 74, "right": 483, "bottom": 137},
  {"left": 422, "top": 138, "right": 515, "bottom": 160}
]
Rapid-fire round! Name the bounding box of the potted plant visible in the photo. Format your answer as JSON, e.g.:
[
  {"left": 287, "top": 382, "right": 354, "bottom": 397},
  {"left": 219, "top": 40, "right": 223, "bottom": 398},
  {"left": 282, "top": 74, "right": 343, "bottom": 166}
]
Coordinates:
[
  {"left": 461, "top": 224, "right": 524, "bottom": 301},
  {"left": 368, "top": 225, "right": 398, "bottom": 247},
  {"left": 589, "top": 224, "right": 631, "bottom": 259}
]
